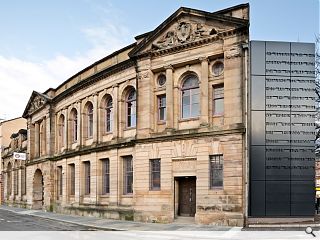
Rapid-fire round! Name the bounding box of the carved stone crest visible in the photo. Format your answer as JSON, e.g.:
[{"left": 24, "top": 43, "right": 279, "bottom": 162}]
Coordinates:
[
  {"left": 176, "top": 22, "right": 191, "bottom": 43},
  {"left": 226, "top": 47, "right": 242, "bottom": 59},
  {"left": 152, "top": 21, "right": 214, "bottom": 50}
]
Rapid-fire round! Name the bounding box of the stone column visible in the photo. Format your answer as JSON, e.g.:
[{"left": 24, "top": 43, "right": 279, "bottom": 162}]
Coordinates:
[
  {"left": 93, "top": 93, "right": 98, "bottom": 143},
  {"left": 113, "top": 84, "right": 119, "bottom": 139},
  {"left": 200, "top": 57, "right": 209, "bottom": 125},
  {"left": 34, "top": 122, "right": 40, "bottom": 158},
  {"left": 165, "top": 65, "right": 174, "bottom": 129}
]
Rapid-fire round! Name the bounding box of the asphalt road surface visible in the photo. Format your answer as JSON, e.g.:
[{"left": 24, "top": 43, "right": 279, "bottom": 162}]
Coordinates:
[{"left": 0, "top": 208, "right": 100, "bottom": 231}]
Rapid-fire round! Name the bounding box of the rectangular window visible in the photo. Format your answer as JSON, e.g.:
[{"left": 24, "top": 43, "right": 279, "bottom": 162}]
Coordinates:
[
  {"left": 73, "top": 117, "right": 78, "bottom": 142},
  {"left": 213, "top": 85, "right": 224, "bottom": 115},
  {"left": 84, "top": 161, "right": 91, "bottom": 195},
  {"left": 210, "top": 155, "right": 223, "bottom": 188},
  {"left": 69, "top": 164, "right": 75, "bottom": 196},
  {"left": 123, "top": 156, "right": 133, "bottom": 195},
  {"left": 57, "top": 166, "right": 63, "bottom": 198},
  {"left": 102, "top": 159, "right": 110, "bottom": 194},
  {"left": 21, "top": 167, "right": 26, "bottom": 195},
  {"left": 158, "top": 95, "right": 166, "bottom": 121},
  {"left": 150, "top": 159, "right": 161, "bottom": 190}
]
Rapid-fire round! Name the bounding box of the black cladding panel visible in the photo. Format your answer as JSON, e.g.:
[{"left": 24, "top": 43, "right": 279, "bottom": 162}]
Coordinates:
[{"left": 249, "top": 41, "right": 315, "bottom": 217}]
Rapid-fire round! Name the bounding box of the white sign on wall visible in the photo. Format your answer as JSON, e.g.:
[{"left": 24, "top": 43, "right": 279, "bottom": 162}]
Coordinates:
[{"left": 13, "top": 152, "right": 26, "bottom": 160}]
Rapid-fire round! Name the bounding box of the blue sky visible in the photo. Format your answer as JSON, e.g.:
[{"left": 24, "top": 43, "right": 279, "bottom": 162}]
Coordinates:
[{"left": 0, "top": 0, "right": 319, "bottom": 119}]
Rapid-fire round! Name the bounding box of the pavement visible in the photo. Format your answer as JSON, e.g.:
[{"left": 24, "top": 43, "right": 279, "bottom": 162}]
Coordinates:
[{"left": 0, "top": 205, "right": 232, "bottom": 231}]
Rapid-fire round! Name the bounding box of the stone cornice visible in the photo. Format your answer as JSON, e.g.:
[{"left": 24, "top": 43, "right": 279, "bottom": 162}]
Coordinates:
[
  {"left": 135, "top": 27, "right": 248, "bottom": 59},
  {"left": 53, "top": 59, "right": 135, "bottom": 103},
  {"left": 26, "top": 126, "right": 245, "bottom": 165}
]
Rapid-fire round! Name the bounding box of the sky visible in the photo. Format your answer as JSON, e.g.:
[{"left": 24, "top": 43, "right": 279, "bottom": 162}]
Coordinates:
[{"left": 0, "top": 0, "right": 319, "bottom": 120}]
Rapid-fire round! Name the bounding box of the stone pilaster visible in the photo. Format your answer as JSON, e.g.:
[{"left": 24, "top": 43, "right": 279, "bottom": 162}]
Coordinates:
[
  {"left": 34, "top": 122, "right": 40, "bottom": 158},
  {"left": 165, "top": 65, "right": 174, "bottom": 129},
  {"left": 45, "top": 111, "right": 51, "bottom": 155},
  {"left": 199, "top": 57, "right": 209, "bottom": 125},
  {"left": 77, "top": 101, "right": 81, "bottom": 147},
  {"left": 93, "top": 93, "right": 98, "bottom": 143},
  {"left": 63, "top": 108, "right": 68, "bottom": 149},
  {"left": 27, "top": 119, "right": 35, "bottom": 159},
  {"left": 113, "top": 84, "right": 119, "bottom": 139}
]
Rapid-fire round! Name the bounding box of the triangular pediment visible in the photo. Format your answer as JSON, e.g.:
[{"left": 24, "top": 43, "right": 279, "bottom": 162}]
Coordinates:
[
  {"left": 129, "top": 6, "right": 249, "bottom": 57},
  {"left": 22, "top": 91, "right": 51, "bottom": 118}
]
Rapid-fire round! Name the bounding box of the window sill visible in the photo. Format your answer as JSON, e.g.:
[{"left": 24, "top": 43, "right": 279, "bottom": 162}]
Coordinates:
[
  {"left": 179, "top": 117, "right": 199, "bottom": 122},
  {"left": 100, "top": 194, "right": 110, "bottom": 197},
  {"left": 103, "top": 131, "right": 113, "bottom": 136},
  {"left": 209, "top": 187, "right": 224, "bottom": 191},
  {"left": 122, "top": 194, "right": 133, "bottom": 198},
  {"left": 212, "top": 114, "right": 224, "bottom": 118},
  {"left": 149, "top": 189, "right": 161, "bottom": 192},
  {"left": 124, "top": 127, "right": 136, "bottom": 131},
  {"left": 157, "top": 121, "right": 166, "bottom": 125}
]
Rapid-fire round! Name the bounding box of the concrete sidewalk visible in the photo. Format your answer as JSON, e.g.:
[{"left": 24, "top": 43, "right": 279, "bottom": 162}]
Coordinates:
[{"left": 0, "top": 205, "right": 233, "bottom": 231}]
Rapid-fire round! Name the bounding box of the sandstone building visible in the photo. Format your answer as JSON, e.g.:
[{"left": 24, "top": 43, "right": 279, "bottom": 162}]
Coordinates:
[
  {"left": 1, "top": 129, "right": 27, "bottom": 206},
  {"left": 0, "top": 117, "right": 27, "bottom": 204},
  {"left": 2, "top": 4, "right": 249, "bottom": 226}
]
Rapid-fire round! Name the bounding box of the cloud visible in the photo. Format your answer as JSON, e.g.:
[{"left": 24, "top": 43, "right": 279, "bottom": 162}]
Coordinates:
[{"left": 0, "top": 22, "right": 131, "bottom": 120}]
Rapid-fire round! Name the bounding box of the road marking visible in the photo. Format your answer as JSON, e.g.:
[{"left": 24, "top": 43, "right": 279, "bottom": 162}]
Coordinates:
[
  {"left": 0, "top": 219, "right": 4, "bottom": 221},
  {"left": 6, "top": 221, "right": 21, "bottom": 223}
]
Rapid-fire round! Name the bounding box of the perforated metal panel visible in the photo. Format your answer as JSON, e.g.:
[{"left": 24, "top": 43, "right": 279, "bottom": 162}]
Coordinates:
[{"left": 249, "top": 41, "right": 315, "bottom": 217}]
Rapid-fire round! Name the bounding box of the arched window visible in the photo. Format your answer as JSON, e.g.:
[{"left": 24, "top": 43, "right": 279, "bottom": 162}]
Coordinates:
[
  {"left": 105, "top": 97, "right": 113, "bottom": 132},
  {"left": 87, "top": 103, "right": 94, "bottom": 138},
  {"left": 70, "top": 109, "right": 78, "bottom": 142},
  {"left": 7, "top": 162, "right": 12, "bottom": 196},
  {"left": 181, "top": 75, "right": 200, "bottom": 119},
  {"left": 126, "top": 89, "right": 136, "bottom": 128},
  {"left": 58, "top": 115, "right": 65, "bottom": 147}
]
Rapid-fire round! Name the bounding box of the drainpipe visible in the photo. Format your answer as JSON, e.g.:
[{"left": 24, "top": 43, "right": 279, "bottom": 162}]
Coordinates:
[{"left": 242, "top": 42, "right": 249, "bottom": 227}]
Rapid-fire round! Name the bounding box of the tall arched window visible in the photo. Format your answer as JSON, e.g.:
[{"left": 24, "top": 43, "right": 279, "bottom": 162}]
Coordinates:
[
  {"left": 105, "top": 97, "right": 113, "bottom": 132},
  {"left": 70, "top": 109, "right": 78, "bottom": 142},
  {"left": 126, "top": 89, "right": 136, "bottom": 128},
  {"left": 181, "top": 75, "right": 200, "bottom": 119},
  {"left": 58, "top": 115, "right": 65, "bottom": 147},
  {"left": 87, "top": 103, "right": 94, "bottom": 138}
]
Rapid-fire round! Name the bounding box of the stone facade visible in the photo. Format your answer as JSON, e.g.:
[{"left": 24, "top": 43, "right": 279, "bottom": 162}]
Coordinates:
[
  {"left": 0, "top": 117, "right": 27, "bottom": 204},
  {"left": 2, "top": 129, "right": 28, "bottom": 207},
  {"left": 20, "top": 4, "right": 249, "bottom": 226}
]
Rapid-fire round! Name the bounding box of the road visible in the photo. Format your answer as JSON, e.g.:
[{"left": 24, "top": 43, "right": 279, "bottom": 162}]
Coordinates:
[
  {"left": 0, "top": 208, "right": 100, "bottom": 231},
  {"left": 0, "top": 208, "right": 317, "bottom": 239}
]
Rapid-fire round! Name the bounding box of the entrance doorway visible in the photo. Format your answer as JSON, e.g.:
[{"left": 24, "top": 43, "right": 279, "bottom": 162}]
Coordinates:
[
  {"left": 175, "top": 176, "right": 196, "bottom": 217},
  {"left": 33, "top": 169, "right": 44, "bottom": 210}
]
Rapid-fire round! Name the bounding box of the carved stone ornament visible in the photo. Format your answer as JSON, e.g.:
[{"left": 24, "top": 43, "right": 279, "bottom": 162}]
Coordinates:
[
  {"left": 28, "top": 95, "right": 45, "bottom": 114},
  {"left": 226, "top": 47, "right": 242, "bottom": 59},
  {"left": 152, "top": 22, "right": 214, "bottom": 50},
  {"left": 176, "top": 22, "right": 191, "bottom": 42}
]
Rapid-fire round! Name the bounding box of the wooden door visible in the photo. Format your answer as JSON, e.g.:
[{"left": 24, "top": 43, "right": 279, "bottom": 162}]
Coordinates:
[{"left": 178, "top": 177, "right": 196, "bottom": 217}]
